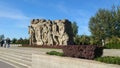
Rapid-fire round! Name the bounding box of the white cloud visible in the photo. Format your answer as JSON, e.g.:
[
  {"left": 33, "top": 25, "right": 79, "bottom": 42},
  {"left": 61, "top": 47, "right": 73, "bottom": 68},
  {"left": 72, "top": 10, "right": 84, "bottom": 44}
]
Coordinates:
[
  {"left": 0, "top": 1, "right": 29, "bottom": 20},
  {"left": 0, "top": 11, "right": 29, "bottom": 20},
  {"left": 0, "top": 1, "right": 30, "bottom": 29}
]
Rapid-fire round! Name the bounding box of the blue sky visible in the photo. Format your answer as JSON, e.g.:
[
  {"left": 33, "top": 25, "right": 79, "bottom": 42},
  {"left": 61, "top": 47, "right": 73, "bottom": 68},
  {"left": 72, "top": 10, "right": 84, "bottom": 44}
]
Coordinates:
[{"left": 0, "top": 0, "right": 119, "bottom": 39}]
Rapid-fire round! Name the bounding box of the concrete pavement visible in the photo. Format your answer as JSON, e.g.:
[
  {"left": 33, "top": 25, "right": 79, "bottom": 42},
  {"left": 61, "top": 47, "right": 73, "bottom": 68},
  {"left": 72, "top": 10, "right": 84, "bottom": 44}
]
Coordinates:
[
  {"left": 0, "top": 45, "right": 120, "bottom": 68},
  {"left": 0, "top": 61, "right": 14, "bottom": 68},
  {"left": 0, "top": 46, "right": 62, "bottom": 68}
]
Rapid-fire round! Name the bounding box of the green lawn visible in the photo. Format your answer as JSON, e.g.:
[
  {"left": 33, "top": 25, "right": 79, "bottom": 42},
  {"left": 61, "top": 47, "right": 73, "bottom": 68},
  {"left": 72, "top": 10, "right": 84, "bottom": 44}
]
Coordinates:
[
  {"left": 95, "top": 56, "right": 120, "bottom": 65},
  {"left": 46, "top": 51, "right": 64, "bottom": 56}
]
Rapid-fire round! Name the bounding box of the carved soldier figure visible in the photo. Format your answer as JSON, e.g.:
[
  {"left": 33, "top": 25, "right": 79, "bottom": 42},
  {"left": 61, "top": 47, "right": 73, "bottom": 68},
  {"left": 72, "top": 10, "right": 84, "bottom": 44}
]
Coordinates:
[
  {"left": 52, "top": 22, "right": 59, "bottom": 45},
  {"left": 62, "top": 32, "right": 69, "bottom": 45},
  {"left": 56, "top": 21, "right": 65, "bottom": 45},
  {"left": 35, "top": 25, "right": 43, "bottom": 45},
  {"left": 46, "top": 22, "right": 53, "bottom": 45},
  {"left": 42, "top": 24, "right": 48, "bottom": 45},
  {"left": 28, "top": 26, "right": 36, "bottom": 45}
]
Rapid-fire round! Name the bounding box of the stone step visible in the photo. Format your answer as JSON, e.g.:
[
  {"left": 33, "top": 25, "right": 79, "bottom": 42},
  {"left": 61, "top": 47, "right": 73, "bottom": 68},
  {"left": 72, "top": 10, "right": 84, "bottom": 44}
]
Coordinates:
[
  {"left": 17, "top": 47, "right": 62, "bottom": 53},
  {"left": 0, "top": 48, "right": 32, "bottom": 58},
  {"left": 0, "top": 48, "right": 31, "bottom": 53},
  {"left": 0, "top": 52, "right": 31, "bottom": 61},
  {"left": 0, "top": 56, "right": 30, "bottom": 68},
  {"left": 0, "top": 52, "right": 31, "bottom": 68},
  {"left": 0, "top": 48, "right": 46, "bottom": 59},
  {"left": 10, "top": 48, "right": 45, "bottom": 55},
  {"left": 0, "top": 48, "right": 32, "bottom": 55},
  {"left": 0, "top": 47, "right": 60, "bottom": 68},
  {"left": 0, "top": 48, "right": 32, "bottom": 68},
  {"left": 0, "top": 47, "right": 59, "bottom": 55}
]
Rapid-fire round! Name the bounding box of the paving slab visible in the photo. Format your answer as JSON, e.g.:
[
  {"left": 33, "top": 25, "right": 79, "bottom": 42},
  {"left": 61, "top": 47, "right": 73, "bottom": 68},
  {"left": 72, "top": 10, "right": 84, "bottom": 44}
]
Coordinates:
[{"left": 0, "top": 61, "right": 15, "bottom": 68}]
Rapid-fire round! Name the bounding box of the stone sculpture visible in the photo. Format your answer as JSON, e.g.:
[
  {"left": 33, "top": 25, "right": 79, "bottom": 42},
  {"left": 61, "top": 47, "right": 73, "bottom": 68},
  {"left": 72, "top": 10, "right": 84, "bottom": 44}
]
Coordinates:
[{"left": 28, "top": 19, "right": 73, "bottom": 45}]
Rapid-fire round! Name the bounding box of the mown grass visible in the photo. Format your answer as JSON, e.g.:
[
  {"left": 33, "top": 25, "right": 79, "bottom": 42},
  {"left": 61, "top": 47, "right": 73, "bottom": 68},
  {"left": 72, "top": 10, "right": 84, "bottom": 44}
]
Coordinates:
[
  {"left": 105, "top": 43, "right": 120, "bottom": 49},
  {"left": 95, "top": 56, "right": 120, "bottom": 65},
  {"left": 46, "top": 51, "right": 64, "bottom": 56}
]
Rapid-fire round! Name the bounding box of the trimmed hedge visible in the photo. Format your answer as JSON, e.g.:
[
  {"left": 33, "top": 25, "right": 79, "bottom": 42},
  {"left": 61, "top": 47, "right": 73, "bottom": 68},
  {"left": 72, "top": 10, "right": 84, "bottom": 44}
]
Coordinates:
[
  {"left": 62, "top": 45, "right": 103, "bottom": 59},
  {"left": 95, "top": 56, "right": 120, "bottom": 65}
]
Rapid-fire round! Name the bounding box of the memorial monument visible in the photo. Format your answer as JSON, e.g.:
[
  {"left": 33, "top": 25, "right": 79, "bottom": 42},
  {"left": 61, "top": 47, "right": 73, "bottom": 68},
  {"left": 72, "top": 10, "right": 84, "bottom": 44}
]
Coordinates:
[{"left": 28, "top": 19, "right": 73, "bottom": 45}]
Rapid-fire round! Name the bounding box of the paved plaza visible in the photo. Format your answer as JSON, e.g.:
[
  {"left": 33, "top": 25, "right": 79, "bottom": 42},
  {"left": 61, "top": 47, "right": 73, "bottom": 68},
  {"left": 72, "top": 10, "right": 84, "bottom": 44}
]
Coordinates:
[
  {"left": 0, "top": 45, "right": 120, "bottom": 68},
  {"left": 0, "top": 46, "right": 62, "bottom": 68}
]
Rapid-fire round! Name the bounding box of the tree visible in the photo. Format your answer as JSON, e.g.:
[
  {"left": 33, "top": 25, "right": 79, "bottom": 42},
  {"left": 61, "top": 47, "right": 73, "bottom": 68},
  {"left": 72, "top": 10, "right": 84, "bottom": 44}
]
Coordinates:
[
  {"left": 0, "top": 34, "right": 5, "bottom": 41},
  {"left": 71, "top": 22, "right": 79, "bottom": 44},
  {"left": 79, "top": 35, "right": 90, "bottom": 45},
  {"left": 12, "top": 38, "right": 17, "bottom": 44},
  {"left": 74, "top": 35, "right": 91, "bottom": 45},
  {"left": 89, "top": 6, "right": 120, "bottom": 46},
  {"left": 71, "top": 22, "right": 78, "bottom": 37},
  {"left": 11, "top": 37, "right": 29, "bottom": 44},
  {"left": 23, "top": 38, "right": 29, "bottom": 44},
  {"left": 74, "top": 35, "right": 81, "bottom": 45},
  {"left": 115, "top": 7, "right": 120, "bottom": 37},
  {"left": 89, "top": 36, "right": 98, "bottom": 45}
]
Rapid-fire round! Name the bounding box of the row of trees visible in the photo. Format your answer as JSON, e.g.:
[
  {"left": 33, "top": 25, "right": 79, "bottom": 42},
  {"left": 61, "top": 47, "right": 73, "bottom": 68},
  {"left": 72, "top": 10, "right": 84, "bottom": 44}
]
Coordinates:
[
  {"left": 89, "top": 6, "right": 120, "bottom": 46},
  {"left": 72, "top": 6, "right": 120, "bottom": 48},
  {"left": 11, "top": 38, "right": 29, "bottom": 44},
  {"left": 0, "top": 35, "right": 29, "bottom": 44}
]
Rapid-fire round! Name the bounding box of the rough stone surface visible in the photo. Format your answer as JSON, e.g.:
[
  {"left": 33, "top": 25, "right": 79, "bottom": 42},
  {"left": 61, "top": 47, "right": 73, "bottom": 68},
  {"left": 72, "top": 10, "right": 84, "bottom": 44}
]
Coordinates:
[{"left": 28, "top": 19, "right": 74, "bottom": 45}]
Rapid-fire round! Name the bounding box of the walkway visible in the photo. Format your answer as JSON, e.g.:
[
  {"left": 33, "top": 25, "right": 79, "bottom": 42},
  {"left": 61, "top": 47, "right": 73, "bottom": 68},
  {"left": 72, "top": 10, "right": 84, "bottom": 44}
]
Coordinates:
[
  {"left": 0, "top": 46, "right": 62, "bottom": 68},
  {"left": 0, "top": 61, "right": 14, "bottom": 68},
  {"left": 0, "top": 45, "right": 120, "bottom": 68}
]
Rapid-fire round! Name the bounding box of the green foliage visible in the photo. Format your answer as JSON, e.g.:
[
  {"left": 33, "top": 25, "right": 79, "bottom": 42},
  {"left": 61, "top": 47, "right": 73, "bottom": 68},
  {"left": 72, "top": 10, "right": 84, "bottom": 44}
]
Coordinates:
[
  {"left": 74, "top": 35, "right": 91, "bottom": 45},
  {"left": 105, "top": 44, "right": 120, "bottom": 49},
  {"left": 95, "top": 56, "right": 120, "bottom": 65},
  {"left": 71, "top": 22, "right": 78, "bottom": 37},
  {"left": 105, "top": 36, "right": 120, "bottom": 49},
  {"left": 74, "top": 35, "right": 81, "bottom": 45},
  {"left": 78, "top": 35, "right": 90, "bottom": 45},
  {"left": 71, "top": 22, "right": 79, "bottom": 44},
  {"left": 89, "top": 36, "right": 98, "bottom": 45},
  {"left": 12, "top": 38, "right": 17, "bottom": 44},
  {"left": 0, "top": 34, "right": 4, "bottom": 41},
  {"left": 46, "top": 51, "right": 64, "bottom": 56},
  {"left": 12, "top": 38, "right": 29, "bottom": 44},
  {"left": 89, "top": 6, "right": 120, "bottom": 45}
]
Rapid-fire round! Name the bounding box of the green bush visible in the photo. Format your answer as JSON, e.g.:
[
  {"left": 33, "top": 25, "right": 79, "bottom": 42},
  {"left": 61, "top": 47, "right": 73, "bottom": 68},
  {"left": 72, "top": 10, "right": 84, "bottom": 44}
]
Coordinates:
[
  {"left": 46, "top": 51, "right": 64, "bottom": 56},
  {"left": 105, "top": 43, "right": 120, "bottom": 49},
  {"left": 105, "top": 36, "right": 120, "bottom": 49},
  {"left": 95, "top": 56, "right": 120, "bottom": 65},
  {"left": 12, "top": 38, "right": 29, "bottom": 44}
]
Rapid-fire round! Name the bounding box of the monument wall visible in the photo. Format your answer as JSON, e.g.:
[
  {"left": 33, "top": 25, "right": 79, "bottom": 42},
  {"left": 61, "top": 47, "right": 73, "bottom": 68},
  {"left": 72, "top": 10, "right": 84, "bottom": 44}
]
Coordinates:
[{"left": 28, "top": 19, "right": 73, "bottom": 45}]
